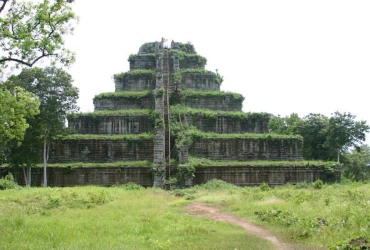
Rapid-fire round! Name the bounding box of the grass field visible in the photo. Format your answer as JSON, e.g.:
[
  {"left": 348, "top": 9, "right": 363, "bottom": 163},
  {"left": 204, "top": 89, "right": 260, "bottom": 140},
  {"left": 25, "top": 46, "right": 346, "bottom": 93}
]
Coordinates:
[
  {"left": 1, "top": 179, "right": 369, "bottom": 249},
  {"left": 0, "top": 183, "right": 272, "bottom": 250}
]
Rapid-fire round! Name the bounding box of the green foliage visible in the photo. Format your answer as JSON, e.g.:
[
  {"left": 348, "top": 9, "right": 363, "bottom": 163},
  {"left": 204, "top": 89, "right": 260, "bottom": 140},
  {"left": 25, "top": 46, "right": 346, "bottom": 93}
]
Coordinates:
[
  {"left": 215, "top": 69, "right": 224, "bottom": 85},
  {"left": 93, "top": 90, "right": 153, "bottom": 101},
  {"left": 0, "top": 0, "right": 78, "bottom": 71},
  {"left": 116, "top": 182, "right": 144, "bottom": 190},
  {"left": 295, "top": 181, "right": 310, "bottom": 189},
  {"left": 176, "top": 42, "right": 195, "bottom": 53},
  {"left": 0, "top": 86, "right": 40, "bottom": 152},
  {"left": 4, "top": 66, "right": 79, "bottom": 186},
  {"left": 181, "top": 90, "right": 244, "bottom": 102},
  {"left": 194, "top": 179, "right": 240, "bottom": 191},
  {"left": 311, "top": 179, "right": 323, "bottom": 189},
  {"left": 269, "top": 113, "right": 302, "bottom": 135},
  {"left": 259, "top": 182, "right": 271, "bottom": 191},
  {"left": 113, "top": 69, "right": 155, "bottom": 80},
  {"left": 154, "top": 88, "right": 163, "bottom": 98},
  {"left": 60, "top": 133, "right": 153, "bottom": 140},
  {"left": 269, "top": 112, "right": 369, "bottom": 161},
  {"left": 127, "top": 53, "right": 156, "bottom": 62},
  {"left": 325, "top": 112, "right": 370, "bottom": 160},
  {"left": 0, "top": 187, "right": 272, "bottom": 249},
  {"left": 186, "top": 128, "right": 302, "bottom": 140},
  {"left": 177, "top": 164, "right": 195, "bottom": 183},
  {"left": 170, "top": 104, "right": 269, "bottom": 122},
  {"left": 128, "top": 54, "right": 137, "bottom": 61},
  {"left": 5, "top": 67, "right": 79, "bottom": 138},
  {"left": 0, "top": 173, "right": 19, "bottom": 190},
  {"left": 138, "top": 42, "right": 156, "bottom": 53},
  {"left": 43, "top": 160, "right": 152, "bottom": 168},
  {"left": 342, "top": 145, "right": 370, "bottom": 181},
  {"left": 187, "top": 156, "right": 336, "bottom": 168},
  {"left": 67, "top": 109, "right": 152, "bottom": 119},
  {"left": 169, "top": 49, "right": 207, "bottom": 68}
]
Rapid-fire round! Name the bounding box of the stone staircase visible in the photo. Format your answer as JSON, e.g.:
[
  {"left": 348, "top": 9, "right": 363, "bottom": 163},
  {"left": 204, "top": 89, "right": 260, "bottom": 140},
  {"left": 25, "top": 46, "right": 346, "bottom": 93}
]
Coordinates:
[{"left": 163, "top": 49, "right": 173, "bottom": 180}]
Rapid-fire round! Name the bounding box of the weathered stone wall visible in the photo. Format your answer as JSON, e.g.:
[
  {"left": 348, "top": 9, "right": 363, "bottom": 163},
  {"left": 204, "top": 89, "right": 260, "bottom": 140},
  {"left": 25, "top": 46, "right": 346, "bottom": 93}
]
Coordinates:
[
  {"left": 190, "top": 138, "right": 303, "bottom": 161},
  {"left": 179, "top": 57, "right": 205, "bottom": 69},
  {"left": 183, "top": 115, "right": 269, "bottom": 133},
  {"left": 0, "top": 164, "right": 340, "bottom": 187},
  {"left": 129, "top": 55, "right": 156, "bottom": 70},
  {"left": 49, "top": 138, "right": 153, "bottom": 163},
  {"left": 1, "top": 167, "right": 153, "bottom": 187},
  {"left": 181, "top": 95, "right": 243, "bottom": 111},
  {"left": 114, "top": 74, "right": 156, "bottom": 91},
  {"left": 180, "top": 73, "right": 220, "bottom": 91},
  {"left": 94, "top": 97, "right": 154, "bottom": 111},
  {"left": 194, "top": 165, "right": 341, "bottom": 186},
  {"left": 68, "top": 115, "right": 153, "bottom": 134}
]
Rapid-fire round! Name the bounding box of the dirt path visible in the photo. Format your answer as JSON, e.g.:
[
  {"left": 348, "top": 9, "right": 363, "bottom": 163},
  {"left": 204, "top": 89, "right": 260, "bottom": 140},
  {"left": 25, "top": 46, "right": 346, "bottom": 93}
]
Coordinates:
[{"left": 185, "top": 203, "right": 297, "bottom": 250}]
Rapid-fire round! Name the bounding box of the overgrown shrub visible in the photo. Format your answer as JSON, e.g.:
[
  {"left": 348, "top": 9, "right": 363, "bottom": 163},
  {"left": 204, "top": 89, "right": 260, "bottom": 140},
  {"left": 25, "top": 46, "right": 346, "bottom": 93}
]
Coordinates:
[
  {"left": 118, "top": 182, "right": 144, "bottom": 190},
  {"left": 312, "top": 179, "right": 323, "bottom": 189},
  {"left": 259, "top": 182, "right": 271, "bottom": 191},
  {"left": 295, "top": 181, "right": 310, "bottom": 189},
  {"left": 195, "top": 179, "right": 240, "bottom": 191},
  {"left": 0, "top": 173, "right": 19, "bottom": 190}
]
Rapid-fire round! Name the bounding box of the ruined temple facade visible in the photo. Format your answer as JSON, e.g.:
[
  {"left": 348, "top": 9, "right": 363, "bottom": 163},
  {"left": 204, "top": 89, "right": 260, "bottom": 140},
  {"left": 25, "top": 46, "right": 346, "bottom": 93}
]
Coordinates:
[{"left": 45, "top": 39, "right": 336, "bottom": 188}]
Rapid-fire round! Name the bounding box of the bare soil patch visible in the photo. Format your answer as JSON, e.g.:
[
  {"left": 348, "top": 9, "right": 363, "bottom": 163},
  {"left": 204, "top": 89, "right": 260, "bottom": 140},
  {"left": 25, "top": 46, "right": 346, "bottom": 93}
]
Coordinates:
[{"left": 185, "top": 203, "right": 321, "bottom": 250}]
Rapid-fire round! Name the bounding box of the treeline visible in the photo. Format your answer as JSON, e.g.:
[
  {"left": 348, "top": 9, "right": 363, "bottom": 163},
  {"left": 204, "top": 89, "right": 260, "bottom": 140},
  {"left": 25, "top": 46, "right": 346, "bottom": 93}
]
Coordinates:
[{"left": 270, "top": 112, "right": 370, "bottom": 181}]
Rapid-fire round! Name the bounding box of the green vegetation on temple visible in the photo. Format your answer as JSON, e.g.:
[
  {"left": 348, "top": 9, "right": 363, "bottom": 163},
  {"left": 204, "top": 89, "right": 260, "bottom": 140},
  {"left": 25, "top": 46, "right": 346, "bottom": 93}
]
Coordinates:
[
  {"left": 170, "top": 105, "right": 270, "bottom": 121},
  {"left": 68, "top": 109, "right": 153, "bottom": 119},
  {"left": 185, "top": 129, "right": 302, "bottom": 140},
  {"left": 58, "top": 133, "right": 153, "bottom": 140},
  {"left": 93, "top": 90, "right": 153, "bottom": 101},
  {"left": 37, "top": 161, "right": 152, "bottom": 168},
  {"left": 171, "top": 69, "right": 217, "bottom": 84},
  {"left": 169, "top": 49, "right": 207, "bottom": 68},
  {"left": 113, "top": 69, "right": 156, "bottom": 80},
  {"left": 180, "top": 90, "right": 244, "bottom": 102},
  {"left": 187, "top": 156, "right": 336, "bottom": 168}
]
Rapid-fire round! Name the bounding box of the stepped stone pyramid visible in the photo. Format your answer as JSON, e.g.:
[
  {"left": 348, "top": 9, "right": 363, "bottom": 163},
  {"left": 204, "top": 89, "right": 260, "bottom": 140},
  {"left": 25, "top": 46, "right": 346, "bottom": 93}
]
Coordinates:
[{"left": 50, "top": 39, "right": 308, "bottom": 187}]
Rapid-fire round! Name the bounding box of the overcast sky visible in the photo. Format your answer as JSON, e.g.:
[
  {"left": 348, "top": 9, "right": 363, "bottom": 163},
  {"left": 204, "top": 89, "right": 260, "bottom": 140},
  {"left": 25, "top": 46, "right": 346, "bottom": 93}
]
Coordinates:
[{"left": 65, "top": 1, "right": 370, "bottom": 140}]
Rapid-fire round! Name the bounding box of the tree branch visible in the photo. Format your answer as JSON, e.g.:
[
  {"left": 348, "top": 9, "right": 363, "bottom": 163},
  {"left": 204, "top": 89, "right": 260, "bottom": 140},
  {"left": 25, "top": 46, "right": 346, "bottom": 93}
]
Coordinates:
[
  {"left": 0, "top": 52, "right": 58, "bottom": 67},
  {"left": 0, "top": 0, "right": 9, "bottom": 14}
]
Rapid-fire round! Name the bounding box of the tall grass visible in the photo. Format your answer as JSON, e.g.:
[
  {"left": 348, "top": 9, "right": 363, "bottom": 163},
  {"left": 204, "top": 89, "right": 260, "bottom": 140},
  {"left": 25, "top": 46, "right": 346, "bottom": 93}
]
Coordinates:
[
  {"left": 0, "top": 186, "right": 273, "bottom": 250},
  {"left": 2, "top": 180, "right": 367, "bottom": 249},
  {"left": 183, "top": 180, "right": 370, "bottom": 249}
]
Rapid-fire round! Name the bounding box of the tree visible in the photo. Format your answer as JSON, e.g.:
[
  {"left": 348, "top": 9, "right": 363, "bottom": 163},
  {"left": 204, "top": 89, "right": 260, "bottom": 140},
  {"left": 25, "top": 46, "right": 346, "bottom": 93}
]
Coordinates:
[
  {"left": 269, "top": 113, "right": 302, "bottom": 135},
  {"left": 0, "top": 0, "right": 78, "bottom": 71},
  {"left": 5, "top": 66, "right": 79, "bottom": 186},
  {"left": 342, "top": 145, "right": 370, "bottom": 182},
  {"left": 7, "top": 116, "right": 43, "bottom": 185},
  {"left": 325, "top": 112, "right": 370, "bottom": 162},
  {"left": 269, "top": 112, "right": 369, "bottom": 161},
  {"left": 297, "top": 113, "right": 331, "bottom": 160},
  {"left": 0, "top": 86, "right": 40, "bottom": 162}
]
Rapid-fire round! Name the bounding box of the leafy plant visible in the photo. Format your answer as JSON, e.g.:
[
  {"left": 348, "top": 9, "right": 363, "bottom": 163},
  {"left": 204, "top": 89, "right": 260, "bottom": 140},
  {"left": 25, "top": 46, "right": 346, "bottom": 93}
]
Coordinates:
[
  {"left": 59, "top": 133, "right": 153, "bottom": 140},
  {"left": 113, "top": 69, "right": 155, "bottom": 80},
  {"left": 93, "top": 90, "right": 153, "bottom": 101},
  {"left": 0, "top": 173, "right": 19, "bottom": 190},
  {"left": 312, "top": 179, "right": 324, "bottom": 189}
]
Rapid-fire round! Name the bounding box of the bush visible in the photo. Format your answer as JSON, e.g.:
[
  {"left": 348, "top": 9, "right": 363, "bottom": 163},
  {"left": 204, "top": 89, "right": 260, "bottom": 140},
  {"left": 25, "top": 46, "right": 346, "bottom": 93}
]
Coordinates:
[
  {"left": 295, "top": 181, "right": 310, "bottom": 189},
  {"left": 312, "top": 179, "right": 323, "bottom": 189},
  {"left": 0, "top": 173, "right": 19, "bottom": 190},
  {"left": 259, "top": 182, "right": 271, "bottom": 191},
  {"left": 196, "top": 179, "right": 240, "bottom": 191},
  {"left": 118, "top": 182, "right": 144, "bottom": 190}
]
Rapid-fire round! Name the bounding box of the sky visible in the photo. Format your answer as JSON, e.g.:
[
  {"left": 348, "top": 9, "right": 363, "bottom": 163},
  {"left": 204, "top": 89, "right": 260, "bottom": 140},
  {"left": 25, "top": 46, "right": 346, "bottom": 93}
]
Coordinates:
[{"left": 64, "top": 1, "right": 370, "bottom": 139}]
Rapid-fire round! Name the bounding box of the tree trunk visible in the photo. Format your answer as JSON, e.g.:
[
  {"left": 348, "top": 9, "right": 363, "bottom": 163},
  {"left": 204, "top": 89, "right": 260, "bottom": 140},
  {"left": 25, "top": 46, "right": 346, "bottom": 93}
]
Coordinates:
[
  {"left": 337, "top": 149, "right": 340, "bottom": 163},
  {"left": 22, "top": 166, "right": 32, "bottom": 186},
  {"left": 43, "top": 135, "right": 47, "bottom": 187}
]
